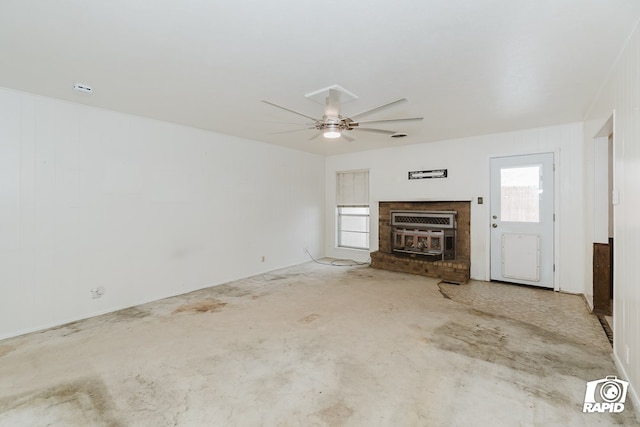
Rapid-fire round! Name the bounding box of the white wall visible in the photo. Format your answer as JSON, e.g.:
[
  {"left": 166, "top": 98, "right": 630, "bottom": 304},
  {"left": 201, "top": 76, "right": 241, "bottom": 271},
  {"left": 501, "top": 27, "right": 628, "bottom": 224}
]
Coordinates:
[
  {"left": 592, "top": 136, "right": 610, "bottom": 244},
  {"left": 583, "top": 20, "right": 640, "bottom": 412},
  {"left": 325, "top": 122, "right": 585, "bottom": 293},
  {"left": 0, "top": 88, "right": 325, "bottom": 340}
]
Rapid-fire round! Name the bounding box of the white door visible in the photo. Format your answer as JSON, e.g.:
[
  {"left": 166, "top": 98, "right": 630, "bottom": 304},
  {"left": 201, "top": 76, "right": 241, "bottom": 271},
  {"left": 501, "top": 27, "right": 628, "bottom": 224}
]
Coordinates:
[{"left": 490, "top": 153, "right": 554, "bottom": 288}]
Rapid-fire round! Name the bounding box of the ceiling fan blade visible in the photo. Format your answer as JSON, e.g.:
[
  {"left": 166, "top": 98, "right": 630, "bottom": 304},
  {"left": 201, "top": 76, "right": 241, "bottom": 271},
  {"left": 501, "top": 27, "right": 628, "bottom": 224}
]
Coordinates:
[
  {"left": 341, "top": 133, "right": 356, "bottom": 142},
  {"left": 352, "top": 117, "right": 423, "bottom": 125},
  {"left": 254, "top": 120, "right": 315, "bottom": 125},
  {"left": 353, "top": 127, "right": 397, "bottom": 135},
  {"left": 349, "top": 98, "right": 408, "bottom": 120},
  {"left": 270, "top": 127, "right": 316, "bottom": 135},
  {"left": 309, "top": 132, "right": 323, "bottom": 141},
  {"left": 261, "top": 100, "right": 318, "bottom": 122}
]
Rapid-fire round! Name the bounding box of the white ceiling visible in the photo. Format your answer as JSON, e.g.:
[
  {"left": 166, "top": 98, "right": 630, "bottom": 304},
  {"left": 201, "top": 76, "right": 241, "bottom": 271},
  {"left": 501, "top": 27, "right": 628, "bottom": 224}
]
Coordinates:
[{"left": 1, "top": 1, "right": 639, "bottom": 155}]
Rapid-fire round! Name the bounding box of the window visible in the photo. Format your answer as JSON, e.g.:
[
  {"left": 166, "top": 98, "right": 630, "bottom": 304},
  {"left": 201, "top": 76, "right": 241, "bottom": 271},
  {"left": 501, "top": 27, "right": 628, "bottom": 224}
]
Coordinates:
[
  {"left": 336, "top": 170, "right": 370, "bottom": 250},
  {"left": 500, "top": 165, "right": 541, "bottom": 223},
  {"left": 338, "top": 207, "right": 370, "bottom": 249}
]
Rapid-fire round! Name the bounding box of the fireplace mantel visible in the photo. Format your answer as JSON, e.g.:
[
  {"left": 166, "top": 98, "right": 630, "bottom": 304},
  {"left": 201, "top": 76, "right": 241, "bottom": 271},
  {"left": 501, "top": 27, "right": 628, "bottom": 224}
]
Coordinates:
[
  {"left": 375, "top": 199, "right": 473, "bottom": 203},
  {"left": 374, "top": 199, "right": 473, "bottom": 203}
]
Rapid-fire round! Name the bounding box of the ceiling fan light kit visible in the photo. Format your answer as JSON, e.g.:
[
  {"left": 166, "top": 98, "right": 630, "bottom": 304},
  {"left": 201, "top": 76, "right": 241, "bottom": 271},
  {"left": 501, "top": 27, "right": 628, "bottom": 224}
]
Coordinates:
[
  {"left": 323, "top": 124, "right": 342, "bottom": 139},
  {"left": 262, "top": 86, "right": 423, "bottom": 142}
]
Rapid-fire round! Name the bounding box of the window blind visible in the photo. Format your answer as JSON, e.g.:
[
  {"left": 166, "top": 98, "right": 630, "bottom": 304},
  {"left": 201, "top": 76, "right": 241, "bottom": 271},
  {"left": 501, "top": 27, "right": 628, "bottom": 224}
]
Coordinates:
[{"left": 336, "top": 170, "right": 369, "bottom": 207}]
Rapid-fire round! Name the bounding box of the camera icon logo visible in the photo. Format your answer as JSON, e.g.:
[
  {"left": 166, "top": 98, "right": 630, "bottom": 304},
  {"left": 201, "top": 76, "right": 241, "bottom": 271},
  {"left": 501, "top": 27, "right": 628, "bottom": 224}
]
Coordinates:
[{"left": 583, "top": 376, "right": 629, "bottom": 413}]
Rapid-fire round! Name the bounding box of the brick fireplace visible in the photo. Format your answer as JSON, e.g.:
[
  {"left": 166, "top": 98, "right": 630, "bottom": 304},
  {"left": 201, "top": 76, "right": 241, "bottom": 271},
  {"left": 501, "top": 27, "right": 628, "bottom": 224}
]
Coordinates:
[{"left": 371, "top": 201, "right": 471, "bottom": 283}]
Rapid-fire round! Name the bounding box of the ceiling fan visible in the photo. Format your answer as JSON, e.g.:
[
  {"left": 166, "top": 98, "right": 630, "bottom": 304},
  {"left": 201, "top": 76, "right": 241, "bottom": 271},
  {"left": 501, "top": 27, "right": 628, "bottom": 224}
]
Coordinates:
[{"left": 261, "top": 88, "right": 423, "bottom": 141}]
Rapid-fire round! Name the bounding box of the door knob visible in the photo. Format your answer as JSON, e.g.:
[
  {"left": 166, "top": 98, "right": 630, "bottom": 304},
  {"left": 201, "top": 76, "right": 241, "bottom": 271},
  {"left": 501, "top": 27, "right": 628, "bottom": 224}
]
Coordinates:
[{"left": 492, "top": 223, "right": 498, "bottom": 228}]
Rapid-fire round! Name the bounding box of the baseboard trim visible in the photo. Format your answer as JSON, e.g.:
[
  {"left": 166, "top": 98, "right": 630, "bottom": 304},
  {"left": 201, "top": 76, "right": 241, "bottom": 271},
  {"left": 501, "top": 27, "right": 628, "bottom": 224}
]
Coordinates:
[{"left": 613, "top": 351, "right": 640, "bottom": 420}]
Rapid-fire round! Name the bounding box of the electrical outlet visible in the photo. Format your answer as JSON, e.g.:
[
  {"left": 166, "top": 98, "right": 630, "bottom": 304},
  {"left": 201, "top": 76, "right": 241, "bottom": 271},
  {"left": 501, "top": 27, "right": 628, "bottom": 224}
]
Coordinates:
[{"left": 91, "top": 286, "right": 105, "bottom": 299}]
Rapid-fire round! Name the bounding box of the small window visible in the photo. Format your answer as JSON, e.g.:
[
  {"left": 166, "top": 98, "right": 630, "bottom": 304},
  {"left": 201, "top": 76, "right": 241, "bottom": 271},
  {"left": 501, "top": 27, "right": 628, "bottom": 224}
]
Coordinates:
[
  {"left": 338, "top": 207, "right": 370, "bottom": 250},
  {"left": 336, "top": 170, "right": 370, "bottom": 250}
]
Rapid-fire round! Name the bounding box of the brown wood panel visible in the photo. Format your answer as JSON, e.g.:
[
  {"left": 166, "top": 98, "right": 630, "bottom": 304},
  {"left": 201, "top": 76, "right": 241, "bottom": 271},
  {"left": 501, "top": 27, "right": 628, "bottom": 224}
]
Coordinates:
[{"left": 593, "top": 242, "right": 612, "bottom": 315}]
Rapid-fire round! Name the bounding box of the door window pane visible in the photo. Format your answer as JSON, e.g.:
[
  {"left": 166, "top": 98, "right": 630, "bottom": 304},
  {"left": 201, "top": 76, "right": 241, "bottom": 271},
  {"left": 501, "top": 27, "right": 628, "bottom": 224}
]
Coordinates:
[{"left": 501, "top": 166, "right": 540, "bottom": 222}]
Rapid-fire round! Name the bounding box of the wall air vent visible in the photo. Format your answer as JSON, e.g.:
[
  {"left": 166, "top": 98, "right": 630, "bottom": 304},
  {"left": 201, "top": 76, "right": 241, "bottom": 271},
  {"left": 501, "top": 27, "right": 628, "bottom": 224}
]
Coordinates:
[
  {"left": 408, "top": 169, "right": 448, "bottom": 180},
  {"left": 73, "top": 83, "right": 93, "bottom": 93}
]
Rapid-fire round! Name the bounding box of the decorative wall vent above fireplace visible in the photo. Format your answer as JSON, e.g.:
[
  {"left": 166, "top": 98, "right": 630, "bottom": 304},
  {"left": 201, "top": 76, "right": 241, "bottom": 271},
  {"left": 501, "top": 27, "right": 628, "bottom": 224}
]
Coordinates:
[
  {"left": 408, "top": 169, "right": 447, "bottom": 180},
  {"left": 391, "top": 210, "right": 457, "bottom": 260}
]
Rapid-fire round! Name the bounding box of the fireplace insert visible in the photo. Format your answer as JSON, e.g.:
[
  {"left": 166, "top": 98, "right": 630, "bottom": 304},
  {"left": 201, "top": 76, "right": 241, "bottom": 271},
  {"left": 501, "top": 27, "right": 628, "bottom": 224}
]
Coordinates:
[{"left": 391, "top": 210, "right": 457, "bottom": 260}]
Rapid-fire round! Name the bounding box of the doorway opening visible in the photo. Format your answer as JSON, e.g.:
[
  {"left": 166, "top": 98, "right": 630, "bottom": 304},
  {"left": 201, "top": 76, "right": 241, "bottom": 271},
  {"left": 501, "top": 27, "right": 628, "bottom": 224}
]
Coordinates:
[{"left": 592, "top": 116, "right": 614, "bottom": 343}]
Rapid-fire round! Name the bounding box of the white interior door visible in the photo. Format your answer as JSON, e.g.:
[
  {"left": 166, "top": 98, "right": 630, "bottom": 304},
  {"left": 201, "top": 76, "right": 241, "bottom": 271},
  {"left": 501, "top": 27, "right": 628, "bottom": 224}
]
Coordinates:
[{"left": 490, "top": 153, "right": 554, "bottom": 288}]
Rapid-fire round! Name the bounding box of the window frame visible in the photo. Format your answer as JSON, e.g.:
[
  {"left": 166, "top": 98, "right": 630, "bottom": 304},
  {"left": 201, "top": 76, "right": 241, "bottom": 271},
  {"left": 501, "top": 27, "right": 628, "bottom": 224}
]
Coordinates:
[{"left": 337, "top": 206, "right": 370, "bottom": 250}]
